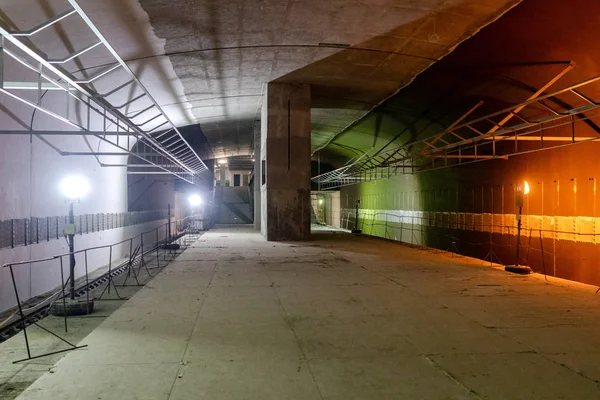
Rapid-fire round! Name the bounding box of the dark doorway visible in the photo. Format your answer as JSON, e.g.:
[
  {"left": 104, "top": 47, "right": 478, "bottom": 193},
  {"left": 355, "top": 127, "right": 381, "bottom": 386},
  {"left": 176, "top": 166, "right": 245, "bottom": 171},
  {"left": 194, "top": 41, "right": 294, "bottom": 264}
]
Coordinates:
[{"left": 234, "top": 174, "right": 241, "bottom": 187}]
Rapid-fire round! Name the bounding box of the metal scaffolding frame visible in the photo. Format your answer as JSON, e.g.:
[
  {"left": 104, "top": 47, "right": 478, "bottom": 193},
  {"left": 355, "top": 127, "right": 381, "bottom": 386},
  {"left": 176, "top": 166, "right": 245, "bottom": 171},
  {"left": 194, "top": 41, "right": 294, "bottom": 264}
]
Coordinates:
[
  {"left": 313, "top": 67, "right": 600, "bottom": 189},
  {"left": 0, "top": 0, "right": 210, "bottom": 184}
]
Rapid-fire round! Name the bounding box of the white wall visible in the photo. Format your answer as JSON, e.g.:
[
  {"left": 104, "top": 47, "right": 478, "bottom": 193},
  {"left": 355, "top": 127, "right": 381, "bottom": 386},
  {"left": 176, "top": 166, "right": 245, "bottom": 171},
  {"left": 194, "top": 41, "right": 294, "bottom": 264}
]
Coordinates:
[
  {"left": 0, "top": 0, "right": 196, "bottom": 312},
  {"left": 0, "top": 131, "right": 169, "bottom": 312},
  {"left": 0, "top": 218, "right": 168, "bottom": 313},
  {"left": 215, "top": 166, "right": 251, "bottom": 187},
  {"left": 128, "top": 176, "right": 175, "bottom": 212}
]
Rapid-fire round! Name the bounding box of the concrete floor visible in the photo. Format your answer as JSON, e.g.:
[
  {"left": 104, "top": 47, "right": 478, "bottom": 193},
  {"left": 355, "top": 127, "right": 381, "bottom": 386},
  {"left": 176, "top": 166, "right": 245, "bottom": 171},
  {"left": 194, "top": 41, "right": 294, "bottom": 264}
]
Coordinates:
[
  {"left": 0, "top": 242, "right": 196, "bottom": 400},
  {"left": 310, "top": 224, "right": 349, "bottom": 233},
  {"left": 10, "top": 225, "right": 600, "bottom": 399}
]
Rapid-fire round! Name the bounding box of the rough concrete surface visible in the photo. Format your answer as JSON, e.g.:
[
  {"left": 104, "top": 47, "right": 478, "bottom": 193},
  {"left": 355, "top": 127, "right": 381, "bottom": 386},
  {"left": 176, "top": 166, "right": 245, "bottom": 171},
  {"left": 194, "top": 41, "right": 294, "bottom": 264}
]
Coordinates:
[
  {"left": 10, "top": 226, "right": 600, "bottom": 399},
  {"left": 0, "top": 248, "right": 178, "bottom": 400},
  {"left": 138, "top": 0, "right": 522, "bottom": 158}
]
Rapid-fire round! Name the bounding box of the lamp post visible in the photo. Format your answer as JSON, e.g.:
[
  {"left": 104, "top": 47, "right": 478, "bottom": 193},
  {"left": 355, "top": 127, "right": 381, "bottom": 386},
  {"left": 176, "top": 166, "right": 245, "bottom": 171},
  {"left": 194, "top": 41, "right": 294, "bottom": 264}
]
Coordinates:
[
  {"left": 318, "top": 198, "right": 324, "bottom": 224},
  {"left": 67, "top": 201, "right": 76, "bottom": 300},
  {"left": 188, "top": 194, "right": 202, "bottom": 231},
  {"left": 505, "top": 181, "right": 532, "bottom": 274},
  {"left": 352, "top": 199, "right": 362, "bottom": 234},
  {"left": 59, "top": 175, "right": 90, "bottom": 299}
]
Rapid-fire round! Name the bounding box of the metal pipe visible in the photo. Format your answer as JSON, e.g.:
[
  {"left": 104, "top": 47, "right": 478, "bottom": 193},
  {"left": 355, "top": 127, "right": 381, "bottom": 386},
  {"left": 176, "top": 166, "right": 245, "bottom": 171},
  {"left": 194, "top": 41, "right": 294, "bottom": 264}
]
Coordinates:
[
  {"left": 101, "top": 79, "right": 135, "bottom": 98},
  {"left": 129, "top": 104, "right": 155, "bottom": 119},
  {"left": 137, "top": 113, "right": 162, "bottom": 127},
  {"left": 74, "top": 63, "right": 121, "bottom": 84},
  {"left": 515, "top": 205, "right": 523, "bottom": 266},
  {"left": 0, "top": 88, "right": 82, "bottom": 129},
  {"left": 114, "top": 93, "right": 146, "bottom": 109},
  {"left": 68, "top": 202, "right": 76, "bottom": 300},
  {"left": 148, "top": 121, "right": 168, "bottom": 132},
  {"left": 12, "top": 9, "right": 77, "bottom": 36},
  {"left": 48, "top": 42, "right": 103, "bottom": 64}
]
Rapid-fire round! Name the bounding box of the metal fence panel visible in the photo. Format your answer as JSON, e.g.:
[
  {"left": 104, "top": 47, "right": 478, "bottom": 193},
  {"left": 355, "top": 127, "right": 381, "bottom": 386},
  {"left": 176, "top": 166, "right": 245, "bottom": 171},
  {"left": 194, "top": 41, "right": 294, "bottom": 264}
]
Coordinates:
[{"left": 0, "top": 210, "right": 167, "bottom": 250}]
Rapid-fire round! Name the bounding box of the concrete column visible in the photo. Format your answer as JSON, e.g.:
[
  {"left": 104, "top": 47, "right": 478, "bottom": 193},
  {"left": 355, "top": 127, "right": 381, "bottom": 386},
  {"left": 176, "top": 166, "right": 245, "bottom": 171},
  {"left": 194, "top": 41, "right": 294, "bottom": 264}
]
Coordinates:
[
  {"left": 219, "top": 167, "right": 226, "bottom": 186},
  {"left": 260, "top": 82, "right": 311, "bottom": 241},
  {"left": 253, "top": 121, "right": 261, "bottom": 231}
]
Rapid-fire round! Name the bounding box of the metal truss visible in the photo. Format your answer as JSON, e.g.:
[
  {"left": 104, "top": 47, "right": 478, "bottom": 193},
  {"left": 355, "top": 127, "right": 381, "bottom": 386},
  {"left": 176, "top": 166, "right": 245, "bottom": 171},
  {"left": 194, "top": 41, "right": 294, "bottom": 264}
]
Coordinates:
[
  {"left": 313, "top": 66, "right": 600, "bottom": 189},
  {"left": 0, "top": 0, "right": 210, "bottom": 184}
]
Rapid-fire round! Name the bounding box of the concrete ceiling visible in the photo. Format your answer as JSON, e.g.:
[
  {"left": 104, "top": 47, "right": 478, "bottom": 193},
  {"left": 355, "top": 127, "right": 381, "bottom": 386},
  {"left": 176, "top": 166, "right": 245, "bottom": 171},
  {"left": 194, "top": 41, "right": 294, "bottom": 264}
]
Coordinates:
[
  {"left": 0, "top": 0, "right": 522, "bottom": 163},
  {"left": 316, "top": 0, "right": 600, "bottom": 168},
  {"left": 138, "top": 0, "right": 522, "bottom": 159}
]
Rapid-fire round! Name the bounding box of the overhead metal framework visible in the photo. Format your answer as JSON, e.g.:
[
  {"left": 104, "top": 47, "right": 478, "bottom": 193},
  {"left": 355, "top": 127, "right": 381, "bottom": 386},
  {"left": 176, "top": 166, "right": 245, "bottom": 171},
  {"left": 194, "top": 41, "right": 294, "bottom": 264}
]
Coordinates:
[
  {"left": 313, "top": 66, "right": 600, "bottom": 189},
  {"left": 0, "top": 0, "right": 210, "bottom": 184}
]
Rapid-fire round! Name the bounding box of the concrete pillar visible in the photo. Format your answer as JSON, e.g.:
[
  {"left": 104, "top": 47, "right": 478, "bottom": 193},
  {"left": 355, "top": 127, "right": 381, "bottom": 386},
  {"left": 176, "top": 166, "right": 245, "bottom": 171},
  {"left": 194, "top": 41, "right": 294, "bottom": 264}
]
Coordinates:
[
  {"left": 219, "top": 167, "right": 226, "bottom": 186},
  {"left": 260, "top": 82, "right": 311, "bottom": 241},
  {"left": 253, "top": 121, "right": 262, "bottom": 231}
]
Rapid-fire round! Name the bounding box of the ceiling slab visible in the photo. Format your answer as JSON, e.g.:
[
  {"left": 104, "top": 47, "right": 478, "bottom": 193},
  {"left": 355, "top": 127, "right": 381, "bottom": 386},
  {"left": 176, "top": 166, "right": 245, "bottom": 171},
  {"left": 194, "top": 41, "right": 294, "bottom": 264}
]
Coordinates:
[
  {"left": 139, "top": 0, "right": 522, "bottom": 159},
  {"left": 315, "top": 0, "right": 600, "bottom": 174},
  {"left": 0, "top": 0, "right": 522, "bottom": 163}
]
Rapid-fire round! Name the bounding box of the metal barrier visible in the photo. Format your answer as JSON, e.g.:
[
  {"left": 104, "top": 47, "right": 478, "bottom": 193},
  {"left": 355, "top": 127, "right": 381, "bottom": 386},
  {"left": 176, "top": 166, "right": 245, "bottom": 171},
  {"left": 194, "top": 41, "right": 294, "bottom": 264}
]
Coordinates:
[
  {"left": 341, "top": 209, "right": 600, "bottom": 282},
  {"left": 0, "top": 215, "right": 208, "bottom": 363},
  {"left": 0, "top": 210, "right": 169, "bottom": 250}
]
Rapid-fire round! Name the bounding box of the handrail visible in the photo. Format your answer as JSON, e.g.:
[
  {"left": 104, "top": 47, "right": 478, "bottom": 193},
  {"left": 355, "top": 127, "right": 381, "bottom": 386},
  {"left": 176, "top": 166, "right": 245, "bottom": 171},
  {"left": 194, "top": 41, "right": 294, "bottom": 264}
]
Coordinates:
[{"left": 0, "top": 213, "right": 209, "bottom": 363}]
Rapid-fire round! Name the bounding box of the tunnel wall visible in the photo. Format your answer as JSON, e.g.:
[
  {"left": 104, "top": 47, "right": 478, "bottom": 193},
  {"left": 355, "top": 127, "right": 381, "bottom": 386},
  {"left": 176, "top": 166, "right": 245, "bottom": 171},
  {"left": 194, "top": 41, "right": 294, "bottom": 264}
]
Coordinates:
[
  {"left": 128, "top": 176, "right": 176, "bottom": 212},
  {"left": 0, "top": 218, "right": 168, "bottom": 313},
  {"left": 0, "top": 134, "right": 171, "bottom": 312},
  {"left": 341, "top": 142, "right": 600, "bottom": 287}
]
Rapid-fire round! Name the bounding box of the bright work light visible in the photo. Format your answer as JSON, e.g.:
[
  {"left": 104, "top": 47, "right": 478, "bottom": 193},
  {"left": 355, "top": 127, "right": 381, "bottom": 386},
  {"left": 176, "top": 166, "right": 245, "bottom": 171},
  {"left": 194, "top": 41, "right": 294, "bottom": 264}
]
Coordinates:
[
  {"left": 59, "top": 175, "right": 90, "bottom": 200},
  {"left": 188, "top": 194, "right": 202, "bottom": 207}
]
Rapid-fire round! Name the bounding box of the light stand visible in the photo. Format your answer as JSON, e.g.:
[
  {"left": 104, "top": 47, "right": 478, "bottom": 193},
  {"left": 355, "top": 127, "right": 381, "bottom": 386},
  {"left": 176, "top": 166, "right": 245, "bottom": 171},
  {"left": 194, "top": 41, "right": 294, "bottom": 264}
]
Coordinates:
[
  {"left": 515, "top": 204, "right": 523, "bottom": 267},
  {"left": 352, "top": 199, "right": 362, "bottom": 234},
  {"left": 67, "top": 201, "right": 76, "bottom": 300},
  {"left": 505, "top": 181, "right": 532, "bottom": 274},
  {"left": 51, "top": 175, "right": 95, "bottom": 316},
  {"left": 188, "top": 194, "right": 203, "bottom": 233}
]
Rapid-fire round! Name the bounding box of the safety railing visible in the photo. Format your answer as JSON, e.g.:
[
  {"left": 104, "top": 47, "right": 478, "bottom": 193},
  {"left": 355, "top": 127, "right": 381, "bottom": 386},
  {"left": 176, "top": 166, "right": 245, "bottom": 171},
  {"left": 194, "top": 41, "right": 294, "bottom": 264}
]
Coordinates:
[
  {"left": 341, "top": 209, "right": 600, "bottom": 287},
  {"left": 0, "top": 215, "right": 209, "bottom": 363}
]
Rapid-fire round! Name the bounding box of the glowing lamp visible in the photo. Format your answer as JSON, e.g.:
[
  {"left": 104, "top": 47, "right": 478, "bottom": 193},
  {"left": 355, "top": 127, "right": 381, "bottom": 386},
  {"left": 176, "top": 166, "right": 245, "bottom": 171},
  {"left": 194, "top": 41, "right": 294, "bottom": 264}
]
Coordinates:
[
  {"left": 188, "top": 194, "right": 202, "bottom": 207},
  {"left": 59, "top": 175, "right": 90, "bottom": 200}
]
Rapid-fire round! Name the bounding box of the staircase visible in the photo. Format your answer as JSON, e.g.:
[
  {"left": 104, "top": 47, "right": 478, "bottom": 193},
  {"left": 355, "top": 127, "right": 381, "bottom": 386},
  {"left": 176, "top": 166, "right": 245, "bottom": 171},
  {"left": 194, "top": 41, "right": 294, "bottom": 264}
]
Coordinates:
[{"left": 216, "top": 187, "right": 253, "bottom": 224}]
